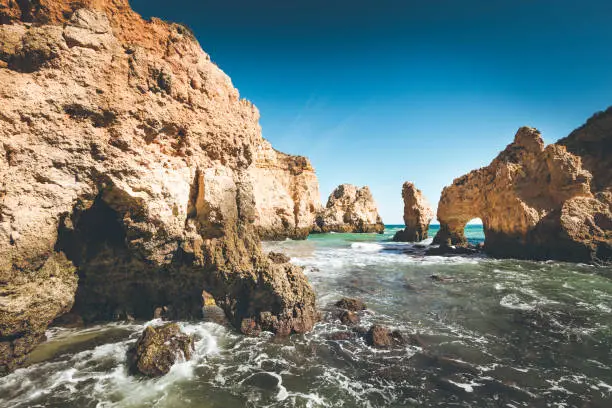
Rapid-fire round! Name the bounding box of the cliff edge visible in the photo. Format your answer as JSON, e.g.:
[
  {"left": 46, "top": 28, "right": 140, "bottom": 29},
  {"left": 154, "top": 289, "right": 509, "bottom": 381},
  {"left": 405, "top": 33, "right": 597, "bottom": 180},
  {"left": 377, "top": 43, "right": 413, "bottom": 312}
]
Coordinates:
[
  {"left": 0, "top": 0, "right": 317, "bottom": 374},
  {"left": 249, "top": 140, "right": 321, "bottom": 240}
]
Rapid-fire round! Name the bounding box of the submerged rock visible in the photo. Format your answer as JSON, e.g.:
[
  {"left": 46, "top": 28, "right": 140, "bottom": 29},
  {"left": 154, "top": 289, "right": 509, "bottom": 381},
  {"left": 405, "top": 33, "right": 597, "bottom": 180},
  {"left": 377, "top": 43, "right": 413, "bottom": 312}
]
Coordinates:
[
  {"left": 425, "top": 243, "right": 480, "bottom": 256},
  {"left": 335, "top": 297, "right": 367, "bottom": 312},
  {"left": 243, "top": 371, "right": 281, "bottom": 390},
  {"left": 433, "top": 113, "right": 612, "bottom": 263},
  {"left": 0, "top": 0, "right": 317, "bottom": 374},
  {"left": 339, "top": 310, "right": 360, "bottom": 325},
  {"left": 314, "top": 184, "right": 384, "bottom": 233},
  {"left": 393, "top": 182, "right": 434, "bottom": 242},
  {"left": 365, "top": 325, "right": 405, "bottom": 348},
  {"left": 327, "top": 331, "right": 354, "bottom": 341},
  {"left": 129, "top": 323, "right": 194, "bottom": 377}
]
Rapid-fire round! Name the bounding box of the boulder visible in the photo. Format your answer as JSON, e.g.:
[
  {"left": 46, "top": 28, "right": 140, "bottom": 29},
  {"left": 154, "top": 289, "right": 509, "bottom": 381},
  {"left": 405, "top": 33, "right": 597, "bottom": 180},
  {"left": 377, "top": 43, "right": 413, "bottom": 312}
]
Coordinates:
[
  {"left": 335, "top": 297, "right": 367, "bottom": 312},
  {"left": 393, "top": 182, "right": 434, "bottom": 242},
  {"left": 365, "top": 325, "right": 405, "bottom": 348},
  {"left": 201, "top": 290, "right": 228, "bottom": 325},
  {"left": 0, "top": 0, "right": 318, "bottom": 374},
  {"left": 433, "top": 114, "right": 612, "bottom": 263},
  {"left": 129, "top": 323, "right": 194, "bottom": 377},
  {"left": 314, "top": 184, "right": 384, "bottom": 233}
]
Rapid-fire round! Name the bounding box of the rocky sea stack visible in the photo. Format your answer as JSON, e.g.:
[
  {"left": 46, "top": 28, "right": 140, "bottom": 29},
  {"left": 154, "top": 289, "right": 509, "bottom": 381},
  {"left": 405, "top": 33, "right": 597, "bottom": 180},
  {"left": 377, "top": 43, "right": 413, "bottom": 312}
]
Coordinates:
[
  {"left": 314, "top": 184, "right": 384, "bottom": 233},
  {"left": 393, "top": 182, "right": 434, "bottom": 242},
  {"left": 0, "top": 0, "right": 317, "bottom": 374},
  {"left": 433, "top": 110, "right": 612, "bottom": 263}
]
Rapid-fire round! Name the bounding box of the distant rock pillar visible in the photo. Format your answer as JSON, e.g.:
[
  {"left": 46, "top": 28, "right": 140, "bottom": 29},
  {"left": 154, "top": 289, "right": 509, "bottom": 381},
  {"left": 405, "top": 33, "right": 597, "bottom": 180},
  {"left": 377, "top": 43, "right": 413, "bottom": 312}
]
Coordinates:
[{"left": 393, "top": 182, "right": 433, "bottom": 242}]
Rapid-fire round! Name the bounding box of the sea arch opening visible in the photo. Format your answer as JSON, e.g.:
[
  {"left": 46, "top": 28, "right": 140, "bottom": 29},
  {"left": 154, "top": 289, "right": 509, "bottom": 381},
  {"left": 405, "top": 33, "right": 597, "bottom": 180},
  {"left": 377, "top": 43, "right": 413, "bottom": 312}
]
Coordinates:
[{"left": 464, "top": 218, "right": 485, "bottom": 247}]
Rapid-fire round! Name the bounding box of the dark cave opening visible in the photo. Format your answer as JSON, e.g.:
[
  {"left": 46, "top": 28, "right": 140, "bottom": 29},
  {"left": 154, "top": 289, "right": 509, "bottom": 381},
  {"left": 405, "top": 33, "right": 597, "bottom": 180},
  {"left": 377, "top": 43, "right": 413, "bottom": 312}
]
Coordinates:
[{"left": 54, "top": 195, "right": 199, "bottom": 323}]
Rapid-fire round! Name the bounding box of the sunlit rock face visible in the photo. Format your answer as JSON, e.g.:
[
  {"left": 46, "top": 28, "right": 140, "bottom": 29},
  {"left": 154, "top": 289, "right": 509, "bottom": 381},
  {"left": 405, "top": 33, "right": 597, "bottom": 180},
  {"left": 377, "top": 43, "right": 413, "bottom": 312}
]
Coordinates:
[
  {"left": 249, "top": 140, "right": 322, "bottom": 240},
  {"left": 0, "top": 0, "right": 317, "bottom": 374},
  {"left": 434, "top": 111, "right": 612, "bottom": 263},
  {"left": 393, "top": 182, "right": 434, "bottom": 242},
  {"left": 314, "top": 184, "right": 385, "bottom": 233}
]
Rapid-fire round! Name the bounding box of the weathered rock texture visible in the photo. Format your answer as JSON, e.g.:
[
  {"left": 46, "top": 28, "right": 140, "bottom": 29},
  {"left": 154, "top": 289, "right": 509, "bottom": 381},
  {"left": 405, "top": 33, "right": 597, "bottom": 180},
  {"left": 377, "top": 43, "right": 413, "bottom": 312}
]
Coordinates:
[
  {"left": 129, "top": 323, "right": 194, "bottom": 377},
  {"left": 314, "top": 184, "right": 384, "bottom": 233},
  {"left": 434, "top": 111, "right": 612, "bottom": 263},
  {"left": 0, "top": 0, "right": 317, "bottom": 374},
  {"left": 249, "top": 140, "right": 321, "bottom": 240},
  {"left": 393, "top": 182, "right": 434, "bottom": 242}
]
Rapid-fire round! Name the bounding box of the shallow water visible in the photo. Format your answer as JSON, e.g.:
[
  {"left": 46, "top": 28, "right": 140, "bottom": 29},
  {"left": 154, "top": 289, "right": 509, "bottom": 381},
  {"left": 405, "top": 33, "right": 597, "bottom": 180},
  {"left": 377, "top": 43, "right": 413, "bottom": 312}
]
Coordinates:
[{"left": 1, "top": 225, "right": 612, "bottom": 407}]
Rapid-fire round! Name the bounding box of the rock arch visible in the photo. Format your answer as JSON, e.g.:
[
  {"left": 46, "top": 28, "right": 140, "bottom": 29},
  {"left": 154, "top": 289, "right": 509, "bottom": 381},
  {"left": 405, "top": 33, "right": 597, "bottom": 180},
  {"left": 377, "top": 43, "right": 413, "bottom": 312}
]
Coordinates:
[{"left": 433, "top": 124, "right": 611, "bottom": 263}]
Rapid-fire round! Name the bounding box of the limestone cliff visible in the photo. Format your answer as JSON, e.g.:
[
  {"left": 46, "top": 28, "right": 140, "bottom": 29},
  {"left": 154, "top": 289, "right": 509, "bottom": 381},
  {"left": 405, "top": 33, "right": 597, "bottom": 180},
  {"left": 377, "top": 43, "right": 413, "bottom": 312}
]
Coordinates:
[
  {"left": 393, "top": 182, "right": 434, "bottom": 242},
  {"left": 249, "top": 140, "right": 321, "bottom": 240},
  {"left": 314, "top": 184, "right": 384, "bottom": 233},
  {"left": 433, "top": 113, "right": 612, "bottom": 263},
  {"left": 0, "top": 0, "right": 317, "bottom": 374}
]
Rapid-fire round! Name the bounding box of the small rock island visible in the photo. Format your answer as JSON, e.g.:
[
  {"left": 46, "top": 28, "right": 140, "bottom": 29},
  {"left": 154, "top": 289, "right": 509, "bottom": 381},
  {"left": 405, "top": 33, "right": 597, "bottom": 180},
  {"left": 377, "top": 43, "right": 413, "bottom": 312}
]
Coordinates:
[{"left": 313, "top": 184, "right": 385, "bottom": 233}]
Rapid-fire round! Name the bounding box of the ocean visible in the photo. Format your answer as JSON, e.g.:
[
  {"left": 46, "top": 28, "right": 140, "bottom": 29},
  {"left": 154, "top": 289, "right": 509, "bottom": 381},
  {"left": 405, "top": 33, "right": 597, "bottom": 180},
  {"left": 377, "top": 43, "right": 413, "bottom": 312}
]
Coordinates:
[{"left": 1, "top": 225, "right": 611, "bottom": 407}]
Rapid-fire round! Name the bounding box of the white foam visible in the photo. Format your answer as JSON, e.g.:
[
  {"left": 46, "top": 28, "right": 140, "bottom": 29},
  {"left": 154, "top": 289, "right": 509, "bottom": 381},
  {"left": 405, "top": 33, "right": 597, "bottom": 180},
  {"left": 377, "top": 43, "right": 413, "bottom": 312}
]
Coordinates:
[
  {"left": 350, "top": 242, "right": 383, "bottom": 252},
  {"left": 446, "top": 379, "right": 483, "bottom": 393},
  {"left": 499, "top": 294, "right": 535, "bottom": 311},
  {"left": 597, "top": 381, "right": 612, "bottom": 392}
]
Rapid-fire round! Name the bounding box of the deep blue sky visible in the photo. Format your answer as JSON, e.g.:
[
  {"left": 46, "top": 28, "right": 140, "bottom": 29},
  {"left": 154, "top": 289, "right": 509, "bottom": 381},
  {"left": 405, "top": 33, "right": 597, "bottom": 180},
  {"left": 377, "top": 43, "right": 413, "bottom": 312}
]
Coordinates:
[{"left": 132, "top": 0, "right": 612, "bottom": 223}]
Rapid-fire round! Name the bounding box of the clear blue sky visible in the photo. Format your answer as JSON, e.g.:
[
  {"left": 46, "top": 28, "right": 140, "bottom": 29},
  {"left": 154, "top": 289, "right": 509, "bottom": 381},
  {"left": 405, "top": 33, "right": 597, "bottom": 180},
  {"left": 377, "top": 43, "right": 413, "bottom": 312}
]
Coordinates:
[{"left": 132, "top": 0, "right": 612, "bottom": 223}]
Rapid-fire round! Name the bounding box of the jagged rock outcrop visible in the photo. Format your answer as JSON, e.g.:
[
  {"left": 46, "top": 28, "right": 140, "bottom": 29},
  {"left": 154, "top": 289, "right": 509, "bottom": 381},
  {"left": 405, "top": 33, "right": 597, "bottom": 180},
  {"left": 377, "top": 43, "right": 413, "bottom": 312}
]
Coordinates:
[
  {"left": 393, "top": 182, "right": 434, "bottom": 242},
  {"left": 129, "top": 323, "right": 194, "bottom": 377},
  {"left": 313, "top": 184, "right": 384, "bottom": 233},
  {"left": 433, "top": 111, "right": 612, "bottom": 263},
  {"left": 0, "top": 0, "right": 317, "bottom": 374},
  {"left": 249, "top": 140, "right": 321, "bottom": 240}
]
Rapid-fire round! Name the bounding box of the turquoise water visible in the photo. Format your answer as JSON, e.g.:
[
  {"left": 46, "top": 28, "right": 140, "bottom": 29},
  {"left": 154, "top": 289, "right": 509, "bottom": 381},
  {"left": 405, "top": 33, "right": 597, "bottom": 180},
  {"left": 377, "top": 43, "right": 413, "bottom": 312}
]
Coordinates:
[{"left": 1, "top": 225, "right": 611, "bottom": 407}]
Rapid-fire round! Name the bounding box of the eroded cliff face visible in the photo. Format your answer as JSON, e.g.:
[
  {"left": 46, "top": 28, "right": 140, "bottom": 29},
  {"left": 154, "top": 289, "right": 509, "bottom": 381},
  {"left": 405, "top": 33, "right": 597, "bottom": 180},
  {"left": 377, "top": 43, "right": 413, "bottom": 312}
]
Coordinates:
[
  {"left": 434, "top": 115, "right": 612, "bottom": 263},
  {"left": 249, "top": 140, "right": 321, "bottom": 240},
  {"left": 314, "top": 184, "right": 384, "bottom": 233},
  {"left": 0, "top": 0, "right": 317, "bottom": 374},
  {"left": 393, "top": 182, "right": 433, "bottom": 242}
]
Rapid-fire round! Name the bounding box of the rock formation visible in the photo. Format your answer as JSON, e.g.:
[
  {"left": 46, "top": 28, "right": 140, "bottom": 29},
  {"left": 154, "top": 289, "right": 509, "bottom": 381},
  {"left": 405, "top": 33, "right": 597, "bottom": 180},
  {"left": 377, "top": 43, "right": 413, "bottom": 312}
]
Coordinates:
[
  {"left": 314, "top": 184, "right": 384, "bottom": 233},
  {"left": 129, "top": 323, "right": 194, "bottom": 377},
  {"left": 365, "top": 325, "right": 405, "bottom": 348},
  {"left": 393, "top": 182, "right": 434, "bottom": 242},
  {"left": 0, "top": 0, "right": 317, "bottom": 374},
  {"left": 433, "top": 110, "right": 612, "bottom": 263},
  {"left": 249, "top": 140, "right": 321, "bottom": 240}
]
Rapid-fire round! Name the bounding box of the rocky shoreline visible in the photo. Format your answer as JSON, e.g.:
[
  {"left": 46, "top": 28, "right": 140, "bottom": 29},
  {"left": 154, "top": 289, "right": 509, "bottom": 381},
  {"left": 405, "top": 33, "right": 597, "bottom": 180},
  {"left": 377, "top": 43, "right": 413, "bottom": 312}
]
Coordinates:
[
  {"left": 0, "top": 0, "right": 610, "bottom": 380},
  {"left": 0, "top": 0, "right": 317, "bottom": 374}
]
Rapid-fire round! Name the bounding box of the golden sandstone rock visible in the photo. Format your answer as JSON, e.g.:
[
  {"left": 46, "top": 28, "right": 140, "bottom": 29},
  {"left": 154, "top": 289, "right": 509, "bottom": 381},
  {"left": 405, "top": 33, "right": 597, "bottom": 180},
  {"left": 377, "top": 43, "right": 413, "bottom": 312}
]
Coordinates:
[
  {"left": 314, "top": 184, "right": 384, "bottom": 233},
  {"left": 249, "top": 140, "right": 321, "bottom": 240},
  {"left": 0, "top": 0, "right": 317, "bottom": 374},
  {"left": 393, "top": 182, "right": 434, "bottom": 242},
  {"left": 434, "top": 112, "right": 612, "bottom": 263}
]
